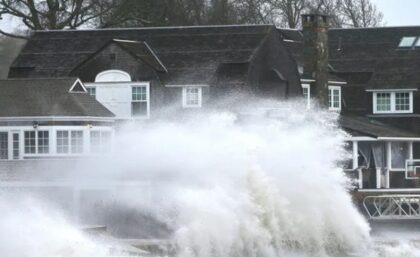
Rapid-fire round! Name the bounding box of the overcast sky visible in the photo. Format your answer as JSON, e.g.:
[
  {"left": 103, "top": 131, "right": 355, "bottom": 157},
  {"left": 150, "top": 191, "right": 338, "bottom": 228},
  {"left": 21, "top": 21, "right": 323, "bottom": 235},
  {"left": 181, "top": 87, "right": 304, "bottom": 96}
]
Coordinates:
[
  {"left": 371, "top": 0, "right": 420, "bottom": 26},
  {"left": 0, "top": 0, "right": 419, "bottom": 32}
]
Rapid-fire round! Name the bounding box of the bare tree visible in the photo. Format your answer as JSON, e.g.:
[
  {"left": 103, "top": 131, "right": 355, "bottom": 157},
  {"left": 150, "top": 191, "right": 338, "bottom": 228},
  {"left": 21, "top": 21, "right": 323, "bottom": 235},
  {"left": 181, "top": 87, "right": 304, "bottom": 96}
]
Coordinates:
[
  {"left": 0, "top": 0, "right": 114, "bottom": 38},
  {"left": 268, "top": 0, "right": 306, "bottom": 28},
  {"left": 234, "top": 0, "right": 383, "bottom": 28},
  {"left": 0, "top": 0, "right": 383, "bottom": 37},
  {"left": 341, "top": 0, "right": 383, "bottom": 27}
]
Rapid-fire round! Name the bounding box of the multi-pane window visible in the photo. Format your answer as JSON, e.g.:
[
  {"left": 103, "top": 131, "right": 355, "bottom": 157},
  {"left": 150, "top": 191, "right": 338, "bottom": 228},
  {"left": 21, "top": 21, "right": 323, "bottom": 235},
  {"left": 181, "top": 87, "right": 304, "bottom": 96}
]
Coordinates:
[
  {"left": 24, "top": 131, "right": 49, "bottom": 154},
  {"left": 0, "top": 132, "right": 8, "bottom": 160},
  {"left": 376, "top": 93, "right": 391, "bottom": 112},
  {"left": 398, "top": 37, "right": 417, "bottom": 48},
  {"left": 90, "top": 131, "right": 112, "bottom": 154},
  {"left": 328, "top": 86, "right": 341, "bottom": 111},
  {"left": 24, "top": 131, "right": 36, "bottom": 154},
  {"left": 13, "top": 133, "right": 19, "bottom": 160},
  {"left": 395, "top": 92, "right": 410, "bottom": 111},
  {"left": 87, "top": 87, "right": 96, "bottom": 98},
  {"left": 56, "top": 131, "right": 69, "bottom": 154},
  {"left": 56, "top": 130, "right": 85, "bottom": 154},
  {"left": 374, "top": 91, "right": 413, "bottom": 113},
  {"left": 132, "top": 86, "right": 148, "bottom": 117},
  {"left": 37, "top": 131, "right": 49, "bottom": 154},
  {"left": 183, "top": 87, "right": 202, "bottom": 108},
  {"left": 71, "top": 131, "right": 84, "bottom": 154},
  {"left": 301, "top": 84, "right": 310, "bottom": 109}
]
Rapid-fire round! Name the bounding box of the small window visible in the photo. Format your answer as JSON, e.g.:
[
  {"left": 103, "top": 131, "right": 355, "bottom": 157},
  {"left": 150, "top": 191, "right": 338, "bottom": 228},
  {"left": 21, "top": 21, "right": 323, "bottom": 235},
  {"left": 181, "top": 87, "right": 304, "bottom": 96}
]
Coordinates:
[
  {"left": 13, "top": 133, "right": 19, "bottom": 160},
  {"left": 399, "top": 37, "right": 416, "bottom": 48},
  {"left": 87, "top": 87, "right": 96, "bottom": 98},
  {"left": 328, "top": 86, "right": 341, "bottom": 111},
  {"left": 376, "top": 92, "right": 391, "bottom": 112},
  {"left": 0, "top": 132, "right": 8, "bottom": 160},
  {"left": 301, "top": 84, "right": 310, "bottom": 109},
  {"left": 90, "top": 131, "right": 112, "bottom": 154},
  {"left": 373, "top": 91, "right": 413, "bottom": 114},
  {"left": 182, "top": 87, "right": 202, "bottom": 108},
  {"left": 23, "top": 130, "right": 49, "bottom": 154},
  {"left": 24, "top": 131, "right": 36, "bottom": 154},
  {"left": 71, "top": 131, "right": 84, "bottom": 154},
  {"left": 132, "top": 86, "right": 149, "bottom": 117},
  {"left": 395, "top": 92, "right": 411, "bottom": 111},
  {"left": 37, "top": 131, "right": 49, "bottom": 154},
  {"left": 56, "top": 131, "right": 69, "bottom": 154}
]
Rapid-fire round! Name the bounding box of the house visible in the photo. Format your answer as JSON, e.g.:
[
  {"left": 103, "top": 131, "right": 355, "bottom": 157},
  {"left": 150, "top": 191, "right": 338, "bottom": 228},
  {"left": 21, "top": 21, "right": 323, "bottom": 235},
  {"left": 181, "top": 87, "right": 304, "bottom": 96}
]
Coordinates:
[
  {"left": 8, "top": 25, "right": 302, "bottom": 120},
  {"left": 3, "top": 16, "right": 420, "bottom": 192},
  {"left": 0, "top": 78, "right": 115, "bottom": 160},
  {"left": 279, "top": 14, "right": 420, "bottom": 190}
]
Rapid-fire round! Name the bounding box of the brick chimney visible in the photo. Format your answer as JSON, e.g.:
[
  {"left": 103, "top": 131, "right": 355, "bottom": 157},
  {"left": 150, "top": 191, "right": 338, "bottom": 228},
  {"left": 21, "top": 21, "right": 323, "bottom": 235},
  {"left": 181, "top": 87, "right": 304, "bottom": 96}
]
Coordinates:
[{"left": 302, "top": 14, "right": 329, "bottom": 107}]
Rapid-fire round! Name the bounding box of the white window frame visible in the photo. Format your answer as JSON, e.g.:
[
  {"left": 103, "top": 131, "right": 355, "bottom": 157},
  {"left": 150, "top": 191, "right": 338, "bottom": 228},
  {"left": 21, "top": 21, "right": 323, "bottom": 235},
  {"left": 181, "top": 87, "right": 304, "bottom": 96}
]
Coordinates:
[
  {"left": 301, "top": 84, "right": 310, "bottom": 109},
  {"left": 131, "top": 83, "right": 150, "bottom": 118},
  {"left": 398, "top": 37, "right": 417, "bottom": 48},
  {"left": 389, "top": 141, "right": 412, "bottom": 171},
  {"left": 328, "top": 85, "right": 341, "bottom": 111},
  {"left": 23, "top": 129, "right": 51, "bottom": 155},
  {"left": 373, "top": 91, "right": 413, "bottom": 114},
  {"left": 86, "top": 86, "right": 96, "bottom": 98},
  {"left": 182, "top": 86, "right": 202, "bottom": 108},
  {"left": 0, "top": 131, "right": 8, "bottom": 160},
  {"left": 95, "top": 70, "right": 131, "bottom": 82},
  {"left": 89, "top": 130, "right": 113, "bottom": 154}
]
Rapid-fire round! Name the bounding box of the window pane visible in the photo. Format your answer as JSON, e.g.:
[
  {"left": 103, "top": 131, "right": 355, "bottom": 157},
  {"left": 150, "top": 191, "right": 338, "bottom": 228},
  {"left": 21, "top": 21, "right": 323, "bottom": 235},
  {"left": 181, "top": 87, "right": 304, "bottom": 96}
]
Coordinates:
[
  {"left": 302, "top": 87, "right": 308, "bottom": 99},
  {"left": 186, "top": 87, "right": 200, "bottom": 106},
  {"left": 0, "top": 132, "right": 8, "bottom": 160},
  {"left": 90, "top": 131, "right": 112, "bottom": 154},
  {"left": 37, "top": 131, "right": 49, "bottom": 154},
  {"left": 101, "top": 131, "right": 112, "bottom": 153},
  {"left": 395, "top": 92, "right": 410, "bottom": 111},
  {"left": 71, "top": 131, "right": 84, "bottom": 154},
  {"left": 13, "top": 133, "right": 19, "bottom": 160},
  {"left": 132, "top": 102, "right": 148, "bottom": 116},
  {"left": 90, "top": 131, "right": 101, "bottom": 153},
  {"left": 391, "top": 142, "right": 408, "bottom": 168},
  {"left": 399, "top": 37, "right": 416, "bottom": 48},
  {"left": 56, "top": 131, "right": 69, "bottom": 154},
  {"left": 87, "top": 87, "right": 96, "bottom": 97},
  {"left": 376, "top": 93, "right": 391, "bottom": 111},
  {"left": 328, "top": 88, "right": 340, "bottom": 109},
  {"left": 24, "top": 131, "right": 36, "bottom": 154},
  {"left": 132, "top": 86, "right": 147, "bottom": 101}
]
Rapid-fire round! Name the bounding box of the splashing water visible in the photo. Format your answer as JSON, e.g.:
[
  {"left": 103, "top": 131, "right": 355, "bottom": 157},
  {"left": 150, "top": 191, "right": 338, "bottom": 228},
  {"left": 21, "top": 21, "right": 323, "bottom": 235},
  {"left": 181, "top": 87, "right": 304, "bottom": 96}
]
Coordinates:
[{"left": 1, "top": 100, "right": 420, "bottom": 257}]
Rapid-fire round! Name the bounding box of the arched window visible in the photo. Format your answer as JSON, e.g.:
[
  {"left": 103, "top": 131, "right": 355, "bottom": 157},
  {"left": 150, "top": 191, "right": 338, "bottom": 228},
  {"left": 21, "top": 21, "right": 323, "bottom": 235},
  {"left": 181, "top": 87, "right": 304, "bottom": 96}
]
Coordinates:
[{"left": 95, "top": 70, "right": 131, "bottom": 82}]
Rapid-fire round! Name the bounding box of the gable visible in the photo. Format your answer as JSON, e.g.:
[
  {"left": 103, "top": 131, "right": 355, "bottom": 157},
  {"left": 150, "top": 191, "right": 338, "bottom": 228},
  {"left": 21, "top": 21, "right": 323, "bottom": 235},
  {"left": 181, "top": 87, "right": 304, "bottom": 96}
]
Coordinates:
[
  {"left": 70, "top": 42, "right": 159, "bottom": 82},
  {"left": 69, "top": 79, "right": 87, "bottom": 92}
]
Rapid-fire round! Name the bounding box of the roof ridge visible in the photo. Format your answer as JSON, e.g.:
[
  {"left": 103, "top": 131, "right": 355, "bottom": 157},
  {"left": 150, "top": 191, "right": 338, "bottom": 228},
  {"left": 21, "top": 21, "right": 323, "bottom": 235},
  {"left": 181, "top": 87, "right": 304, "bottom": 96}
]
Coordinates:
[
  {"left": 330, "top": 25, "right": 420, "bottom": 31},
  {"left": 33, "top": 24, "right": 275, "bottom": 33},
  {"left": 1, "top": 77, "right": 78, "bottom": 81}
]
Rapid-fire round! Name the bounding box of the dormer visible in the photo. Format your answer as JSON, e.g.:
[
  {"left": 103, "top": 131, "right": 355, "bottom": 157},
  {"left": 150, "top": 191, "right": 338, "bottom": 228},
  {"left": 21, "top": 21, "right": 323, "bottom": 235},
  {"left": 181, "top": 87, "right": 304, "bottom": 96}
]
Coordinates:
[{"left": 368, "top": 89, "right": 416, "bottom": 114}]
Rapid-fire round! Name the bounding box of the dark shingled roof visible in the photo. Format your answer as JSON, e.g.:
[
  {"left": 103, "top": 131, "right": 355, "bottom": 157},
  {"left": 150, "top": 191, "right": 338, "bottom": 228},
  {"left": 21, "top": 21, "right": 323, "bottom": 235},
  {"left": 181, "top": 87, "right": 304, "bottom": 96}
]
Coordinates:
[
  {"left": 10, "top": 25, "right": 276, "bottom": 84},
  {"left": 278, "top": 26, "right": 420, "bottom": 89},
  {"left": 340, "top": 115, "right": 420, "bottom": 138},
  {"left": 72, "top": 39, "right": 167, "bottom": 73},
  {"left": 0, "top": 78, "right": 114, "bottom": 117}
]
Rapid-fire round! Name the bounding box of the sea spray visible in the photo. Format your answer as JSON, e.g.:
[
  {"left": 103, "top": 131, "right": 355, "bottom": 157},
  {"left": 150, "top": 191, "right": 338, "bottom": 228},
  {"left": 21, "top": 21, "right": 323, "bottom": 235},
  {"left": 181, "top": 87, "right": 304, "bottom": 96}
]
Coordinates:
[
  {"left": 0, "top": 100, "right": 375, "bottom": 257},
  {"left": 0, "top": 194, "right": 111, "bottom": 257},
  {"left": 107, "top": 101, "right": 371, "bottom": 256}
]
